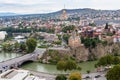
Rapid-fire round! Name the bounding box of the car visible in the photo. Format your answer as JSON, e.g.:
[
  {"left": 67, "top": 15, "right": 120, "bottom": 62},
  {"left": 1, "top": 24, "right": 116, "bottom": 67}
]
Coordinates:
[
  {"left": 95, "top": 75, "right": 101, "bottom": 78},
  {"left": 85, "top": 76, "right": 91, "bottom": 79}
]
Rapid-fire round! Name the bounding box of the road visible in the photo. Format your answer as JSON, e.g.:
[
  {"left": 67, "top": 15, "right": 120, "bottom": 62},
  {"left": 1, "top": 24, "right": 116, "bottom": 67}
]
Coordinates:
[{"left": 25, "top": 69, "right": 107, "bottom": 80}]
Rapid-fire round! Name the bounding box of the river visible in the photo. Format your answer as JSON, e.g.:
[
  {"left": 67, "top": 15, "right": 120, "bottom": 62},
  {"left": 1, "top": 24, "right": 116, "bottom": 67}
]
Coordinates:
[
  {"left": 21, "top": 61, "right": 97, "bottom": 74},
  {"left": 0, "top": 52, "right": 23, "bottom": 62}
]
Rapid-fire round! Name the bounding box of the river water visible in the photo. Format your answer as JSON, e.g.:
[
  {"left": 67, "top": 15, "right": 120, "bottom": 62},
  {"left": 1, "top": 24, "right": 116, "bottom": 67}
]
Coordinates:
[
  {"left": 0, "top": 52, "right": 23, "bottom": 62},
  {"left": 0, "top": 51, "right": 97, "bottom": 74},
  {"left": 21, "top": 61, "right": 97, "bottom": 74}
]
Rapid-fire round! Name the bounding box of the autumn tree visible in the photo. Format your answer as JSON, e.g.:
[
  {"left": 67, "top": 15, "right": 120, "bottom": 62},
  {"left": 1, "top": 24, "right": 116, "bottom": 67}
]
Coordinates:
[{"left": 69, "top": 72, "right": 82, "bottom": 80}]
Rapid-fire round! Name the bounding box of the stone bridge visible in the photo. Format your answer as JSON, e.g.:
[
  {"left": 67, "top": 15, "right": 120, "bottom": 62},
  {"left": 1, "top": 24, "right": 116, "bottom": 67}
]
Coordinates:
[{"left": 0, "top": 48, "right": 46, "bottom": 73}]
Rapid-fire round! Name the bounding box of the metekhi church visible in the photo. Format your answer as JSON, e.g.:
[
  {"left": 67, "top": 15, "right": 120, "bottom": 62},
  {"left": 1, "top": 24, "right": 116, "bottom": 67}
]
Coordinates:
[{"left": 68, "top": 31, "right": 83, "bottom": 48}]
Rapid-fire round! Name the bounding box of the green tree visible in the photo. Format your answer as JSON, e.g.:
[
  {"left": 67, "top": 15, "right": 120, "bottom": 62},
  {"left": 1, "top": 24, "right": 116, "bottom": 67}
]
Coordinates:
[
  {"left": 14, "top": 42, "right": 20, "bottom": 50},
  {"left": 89, "top": 23, "right": 96, "bottom": 27},
  {"left": 105, "top": 23, "right": 109, "bottom": 29},
  {"left": 106, "top": 65, "right": 120, "bottom": 80},
  {"left": 63, "top": 34, "right": 70, "bottom": 44},
  {"left": 26, "top": 38, "right": 37, "bottom": 53},
  {"left": 20, "top": 43, "right": 26, "bottom": 51},
  {"left": 62, "top": 25, "right": 75, "bottom": 33},
  {"left": 81, "top": 37, "right": 101, "bottom": 48},
  {"left": 57, "top": 60, "right": 66, "bottom": 71},
  {"left": 53, "top": 40, "right": 62, "bottom": 45},
  {"left": 77, "top": 66, "right": 82, "bottom": 71},
  {"left": 96, "top": 55, "right": 113, "bottom": 67},
  {"left": 65, "top": 60, "right": 77, "bottom": 71},
  {"left": 86, "top": 70, "right": 90, "bottom": 74},
  {"left": 56, "top": 60, "right": 77, "bottom": 72},
  {"left": 69, "top": 72, "right": 82, "bottom": 80},
  {"left": 2, "top": 43, "right": 13, "bottom": 52},
  {"left": 112, "top": 56, "right": 120, "bottom": 65},
  {"left": 56, "top": 74, "right": 67, "bottom": 80}
]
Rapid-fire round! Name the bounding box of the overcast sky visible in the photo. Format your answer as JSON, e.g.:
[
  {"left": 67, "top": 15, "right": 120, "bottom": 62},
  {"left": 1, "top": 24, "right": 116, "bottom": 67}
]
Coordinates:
[{"left": 0, "top": 0, "right": 120, "bottom": 14}]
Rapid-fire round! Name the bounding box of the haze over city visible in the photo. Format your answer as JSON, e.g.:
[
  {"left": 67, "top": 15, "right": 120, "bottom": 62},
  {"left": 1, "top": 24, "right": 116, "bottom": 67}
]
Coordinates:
[{"left": 0, "top": 0, "right": 120, "bottom": 14}]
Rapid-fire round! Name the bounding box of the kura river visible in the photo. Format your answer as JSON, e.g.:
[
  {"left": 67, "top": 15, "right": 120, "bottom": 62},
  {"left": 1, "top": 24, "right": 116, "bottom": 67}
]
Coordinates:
[
  {"left": 0, "top": 52, "right": 23, "bottom": 62},
  {"left": 21, "top": 61, "right": 97, "bottom": 74}
]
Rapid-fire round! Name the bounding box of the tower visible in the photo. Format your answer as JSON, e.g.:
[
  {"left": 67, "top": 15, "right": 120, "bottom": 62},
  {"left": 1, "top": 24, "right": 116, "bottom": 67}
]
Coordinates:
[{"left": 61, "top": 5, "right": 68, "bottom": 20}]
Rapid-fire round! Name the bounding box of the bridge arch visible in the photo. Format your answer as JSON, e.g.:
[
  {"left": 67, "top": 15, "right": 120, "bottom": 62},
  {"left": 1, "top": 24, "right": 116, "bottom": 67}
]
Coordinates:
[{"left": 19, "top": 60, "right": 34, "bottom": 67}]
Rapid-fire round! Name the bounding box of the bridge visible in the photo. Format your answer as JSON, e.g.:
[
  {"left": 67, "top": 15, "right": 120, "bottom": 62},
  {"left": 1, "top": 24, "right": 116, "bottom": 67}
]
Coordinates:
[{"left": 0, "top": 48, "right": 46, "bottom": 73}]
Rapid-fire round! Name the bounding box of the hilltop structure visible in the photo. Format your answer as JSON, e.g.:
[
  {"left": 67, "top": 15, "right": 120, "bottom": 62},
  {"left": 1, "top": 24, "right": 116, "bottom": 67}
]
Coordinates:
[{"left": 61, "top": 5, "right": 68, "bottom": 20}]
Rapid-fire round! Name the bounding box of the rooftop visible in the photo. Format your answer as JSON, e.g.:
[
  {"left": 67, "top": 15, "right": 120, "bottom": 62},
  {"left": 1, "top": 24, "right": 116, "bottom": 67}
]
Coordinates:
[{"left": 0, "top": 69, "right": 45, "bottom": 80}]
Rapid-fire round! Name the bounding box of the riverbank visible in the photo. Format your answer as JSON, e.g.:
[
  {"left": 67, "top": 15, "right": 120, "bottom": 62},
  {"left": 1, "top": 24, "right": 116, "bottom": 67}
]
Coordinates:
[{"left": 21, "top": 69, "right": 106, "bottom": 80}]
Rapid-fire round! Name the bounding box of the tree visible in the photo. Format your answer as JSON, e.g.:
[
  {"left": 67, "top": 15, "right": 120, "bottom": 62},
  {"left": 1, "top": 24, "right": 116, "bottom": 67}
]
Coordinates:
[
  {"left": 2, "top": 43, "right": 13, "bottom": 52},
  {"left": 68, "top": 72, "right": 82, "bottom": 80},
  {"left": 81, "top": 37, "right": 102, "bottom": 48},
  {"left": 112, "top": 56, "right": 120, "bottom": 65},
  {"left": 65, "top": 60, "right": 77, "bottom": 71},
  {"left": 56, "top": 60, "right": 77, "bottom": 72},
  {"left": 56, "top": 74, "right": 67, "bottom": 80},
  {"left": 106, "top": 65, "right": 120, "bottom": 80},
  {"left": 96, "top": 55, "right": 113, "bottom": 67},
  {"left": 105, "top": 23, "right": 109, "bottom": 29},
  {"left": 86, "top": 70, "right": 90, "bottom": 74},
  {"left": 53, "top": 40, "right": 62, "bottom": 45},
  {"left": 14, "top": 42, "right": 20, "bottom": 50},
  {"left": 62, "top": 25, "right": 75, "bottom": 33},
  {"left": 26, "top": 38, "right": 37, "bottom": 53},
  {"left": 20, "top": 43, "right": 26, "bottom": 51},
  {"left": 77, "top": 66, "right": 82, "bottom": 71},
  {"left": 63, "top": 34, "right": 70, "bottom": 44},
  {"left": 89, "top": 23, "right": 96, "bottom": 27},
  {"left": 57, "top": 60, "right": 66, "bottom": 71}
]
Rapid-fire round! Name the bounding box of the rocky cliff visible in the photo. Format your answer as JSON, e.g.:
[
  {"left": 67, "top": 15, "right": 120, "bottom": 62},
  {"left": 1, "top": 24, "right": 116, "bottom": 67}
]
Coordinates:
[{"left": 40, "top": 43, "right": 120, "bottom": 63}]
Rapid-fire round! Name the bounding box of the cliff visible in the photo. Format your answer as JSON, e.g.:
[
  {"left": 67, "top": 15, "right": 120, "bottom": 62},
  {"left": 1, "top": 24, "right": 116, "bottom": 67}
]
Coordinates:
[{"left": 40, "top": 43, "right": 120, "bottom": 63}]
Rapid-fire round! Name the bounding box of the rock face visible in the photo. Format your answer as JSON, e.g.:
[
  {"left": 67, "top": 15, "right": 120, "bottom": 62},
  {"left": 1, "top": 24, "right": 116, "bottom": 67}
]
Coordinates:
[
  {"left": 70, "top": 46, "right": 89, "bottom": 62},
  {"left": 72, "top": 43, "right": 120, "bottom": 62},
  {"left": 41, "top": 43, "right": 120, "bottom": 63}
]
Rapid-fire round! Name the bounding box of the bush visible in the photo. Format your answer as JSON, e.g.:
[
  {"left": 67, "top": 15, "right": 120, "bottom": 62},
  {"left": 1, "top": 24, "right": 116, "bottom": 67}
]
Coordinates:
[
  {"left": 96, "top": 55, "right": 113, "bottom": 67},
  {"left": 56, "top": 75, "right": 67, "bottom": 80}
]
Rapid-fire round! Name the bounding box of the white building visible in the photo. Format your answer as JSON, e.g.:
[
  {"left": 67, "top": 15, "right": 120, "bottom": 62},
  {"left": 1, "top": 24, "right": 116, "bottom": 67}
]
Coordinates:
[
  {"left": 0, "top": 31, "right": 7, "bottom": 40},
  {"left": 0, "top": 69, "right": 45, "bottom": 80},
  {"left": 14, "top": 35, "right": 26, "bottom": 43}
]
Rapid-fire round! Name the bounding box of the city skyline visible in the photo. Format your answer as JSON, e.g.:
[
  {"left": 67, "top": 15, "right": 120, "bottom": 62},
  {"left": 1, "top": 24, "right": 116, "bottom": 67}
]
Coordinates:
[{"left": 0, "top": 0, "right": 120, "bottom": 14}]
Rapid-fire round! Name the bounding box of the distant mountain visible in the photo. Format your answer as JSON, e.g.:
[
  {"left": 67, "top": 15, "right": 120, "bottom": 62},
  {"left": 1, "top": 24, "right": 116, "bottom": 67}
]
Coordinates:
[
  {"left": 1, "top": 8, "right": 120, "bottom": 17},
  {"left": 0, "top": 12, "right": 19, "bottom": 16},
  {"left": 46, "top": 8, "right": 98, "bottom": 15}
]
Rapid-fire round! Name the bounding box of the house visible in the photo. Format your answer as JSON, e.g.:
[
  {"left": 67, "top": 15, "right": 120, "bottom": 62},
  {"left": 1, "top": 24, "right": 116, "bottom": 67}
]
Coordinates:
[{"left": 112, "top": 35, "right": 120, "bottom": 43}]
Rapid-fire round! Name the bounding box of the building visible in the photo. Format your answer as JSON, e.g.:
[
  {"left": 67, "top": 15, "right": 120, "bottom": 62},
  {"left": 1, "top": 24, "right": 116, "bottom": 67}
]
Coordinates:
[
  {"left": 14, "top": 35, "right": 26, "bottom": 43},
  {"left": 61, "top": 5, "right": 68, "bottom": 20},
  {"left": 68, "top": 31, "right": 82, "bottom": 48},
  {"left": 0, "top": 69, "right": 45, "bottom": 80},
  {"left": 0, "top": 31, "right": 7, "bottom": 40}
]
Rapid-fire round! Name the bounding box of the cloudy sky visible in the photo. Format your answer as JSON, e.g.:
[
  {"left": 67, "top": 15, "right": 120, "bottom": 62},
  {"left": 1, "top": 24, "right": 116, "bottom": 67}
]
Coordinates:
[{"left": 0, "top": 0, "right": 120, "bottom": 14}]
